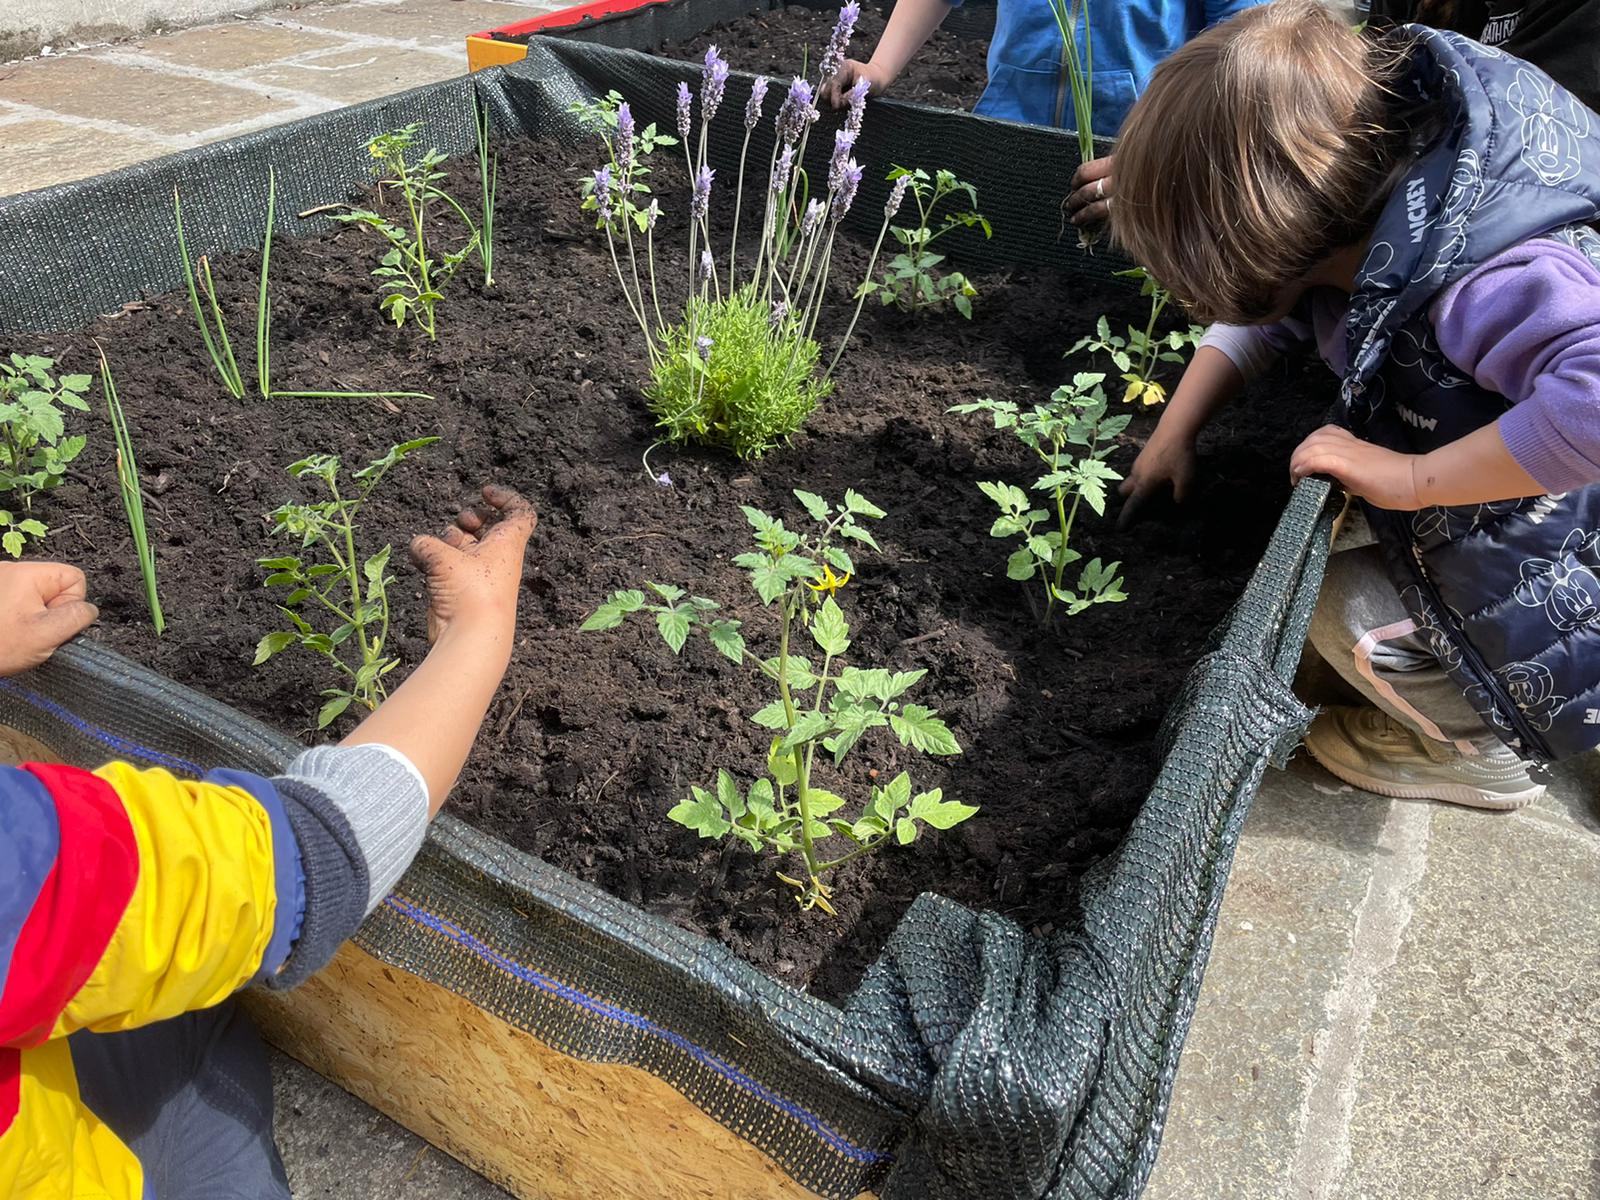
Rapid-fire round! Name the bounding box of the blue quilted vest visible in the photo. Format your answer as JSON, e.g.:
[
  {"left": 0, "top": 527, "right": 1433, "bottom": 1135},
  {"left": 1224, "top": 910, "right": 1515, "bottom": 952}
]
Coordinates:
[{"left": 1343, "top": 29, "right": 1600, "bottom": 760}]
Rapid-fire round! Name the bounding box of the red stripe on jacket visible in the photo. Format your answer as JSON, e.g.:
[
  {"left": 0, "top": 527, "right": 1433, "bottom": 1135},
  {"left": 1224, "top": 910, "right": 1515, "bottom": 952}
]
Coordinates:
[{"left": 0, "top": 765, "right": 140, "bottom": 1048}]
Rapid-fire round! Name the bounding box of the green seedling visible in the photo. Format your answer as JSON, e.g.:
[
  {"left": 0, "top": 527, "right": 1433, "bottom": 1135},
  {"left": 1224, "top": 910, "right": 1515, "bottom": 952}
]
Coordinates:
[
  {"left": 858, "top": 166, "right": 991, "bottom": 318},
  {"left": 583, "top": 491, "right": 976, "bottom": 914},
  {"left": 98, "top": 343, "right": 163, "bottom": 633},
  {"left": 952, "top": 373, "right": 1129, "bottom": 621},
  {"left": 254, "top": 438, "right": 438, "bottom": 728},
  {"left": 0, "top": 353, "right": 90, "bottom": 557},
  {"left": 1067, "top": 267, "right": 1205, "bottom": 406}
]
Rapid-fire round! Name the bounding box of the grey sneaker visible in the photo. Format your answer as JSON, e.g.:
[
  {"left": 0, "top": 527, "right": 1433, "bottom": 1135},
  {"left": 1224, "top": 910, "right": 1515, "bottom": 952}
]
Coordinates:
[{"left": 1303, "top": 705, "right": 1544, "bottom": 811}]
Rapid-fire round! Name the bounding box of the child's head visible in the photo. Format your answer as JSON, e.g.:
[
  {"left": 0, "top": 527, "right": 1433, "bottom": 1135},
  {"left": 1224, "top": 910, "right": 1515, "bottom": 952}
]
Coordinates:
[{"left": 1112, "top": 0, "right": 1412, "bottom": 326}]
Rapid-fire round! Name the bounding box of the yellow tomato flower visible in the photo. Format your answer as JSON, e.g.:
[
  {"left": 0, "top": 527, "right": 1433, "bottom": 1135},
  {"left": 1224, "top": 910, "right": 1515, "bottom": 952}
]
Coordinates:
[
  {"left": 1122, "top": 378, "right": 1168, "bottom": 406},
  {"left": 808, "top": 564, "right": 850, "bottom": 597}
]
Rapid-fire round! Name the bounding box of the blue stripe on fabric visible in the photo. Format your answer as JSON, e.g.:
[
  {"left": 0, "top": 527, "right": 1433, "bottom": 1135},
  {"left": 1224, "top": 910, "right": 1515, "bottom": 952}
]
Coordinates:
[
  {"left": 0, "top": 678, "right": 204, "bottom": 777},
  {"left": 382, "top": 894, "right": 893, "bottom": 1168},
  {"left": 0, "top": 768, "right": 62, "bottom": 999},
  {"left": 209, "top": 769, "right": 304, "bottom": 983}
]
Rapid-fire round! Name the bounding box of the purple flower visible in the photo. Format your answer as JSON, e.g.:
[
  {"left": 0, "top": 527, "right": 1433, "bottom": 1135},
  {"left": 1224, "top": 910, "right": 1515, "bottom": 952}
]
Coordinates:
[
  {"left": 769, "top": 299, "right": 789, "bottom": 330},
  {"left": 828, "top": 128, "right": 857, "bottom": 193},
  {"left": 695, "top": 335, "right": 714, "bottom": 360},
  {"left": 830, "top": 160, "right": 862, "bottom": 223},
  {"left": 745, "top": 76, "right": 770, "bottom": 132},
  {"left": 592, "top": 164, "right": 614, "bottom": 215},
  {"left": 771, "top": 144, "right": 795, "bottom": 193},
  {"left": 775, "top": 77, "right": 817, "bottom": 144},
  {"left": 655, "top": 470, "right": 674, "bottom": 488},
  {"left": 885, "top": 174, "right": 910, "bottom": 220},
  {"left": 699, "top": 248, "right": 714, "bottom": 282},
  {"left": 616, "top": 101, "right": 635, "bottom": 175},
  {"left": 819, "top": 2, "right": 861, "bottom": 83},
  {"left": 844, "top": 76, "right": 870, "bottom": 136},
  {"left": 676, "top": 81, "right": 692, "bottom": 140},
  {"left": 701, "top": 47, "right": 730, "bottom": 125},
  {"left": 646, "top": 199, "right": 660, "bottom": 231},
  {"left": 801, "top": 198, "right": 825, "bottom": 239},
  {"left": 690, "top": 164, "right": 714, "bottom": 223}
]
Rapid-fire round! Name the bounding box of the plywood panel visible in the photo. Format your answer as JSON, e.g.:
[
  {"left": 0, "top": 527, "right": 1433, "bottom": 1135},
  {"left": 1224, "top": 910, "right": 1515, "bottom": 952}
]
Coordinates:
[{"left": 246, "top": 946, "right": 875, "bottom": 1200}]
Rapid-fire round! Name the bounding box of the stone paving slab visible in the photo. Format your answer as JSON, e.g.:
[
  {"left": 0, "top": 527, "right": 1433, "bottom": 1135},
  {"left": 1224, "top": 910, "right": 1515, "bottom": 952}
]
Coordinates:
[
  {"left": 1148, "top": 752, "right": 1600, "bottom": 1200},
  {"left": 1145, "top": 759, "right": 1389, "bottom": 1200},
  {"left": 273, "top": 1050, "right": 510, "bottom": 1198},
  {"left": 246, "top": 43, "right": 472, "bottom": 104},
  {"left": 0, "top": 0, "right": 560, "bottom": 196},
  {"left": 138, "top": 23, "right": 347, "bottom": 71},
  {"left": 0, "top": 117, "right": 172, "bottom": 191},
  {"left": 0, "top": 52, "right": 293, "bottom": 136}
]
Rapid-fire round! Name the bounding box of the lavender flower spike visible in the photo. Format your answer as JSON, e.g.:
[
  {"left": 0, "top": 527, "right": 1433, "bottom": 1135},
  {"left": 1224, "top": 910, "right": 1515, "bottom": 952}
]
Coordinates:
[
  {"left": 646, "top": 199, "right": 661, "bottom": 231},
  {"left": 690, "top": 164, "right": 715, "bottom": 223},
  {"left": 844, "top": 76, "right": 870, "bottom": 136},
  {"left": 801, "top": 198, "right": 825, "bottom": 240},
  {"left": 695, "top": 335, "right": 714, "bottom": 360},
  {"left": 828, "top": 128, "right": 857, "bottom": 193},
  {"left": 745, "top": 76, "right": 770, "bottom": 131},
  {"left": 616, "top": 101, "right": 636, "bottom": 176},
  {"left": 775, "top": 77, "right": 817, "bottom": 144},
  {"left": 771, "top": 144, "right": 795, "bottom": 193},
  {"left": 769, "top": 299, "right": 789, "bottom": 330},
  {"left": 885, "top": 174, "right": 910, "bottom": 220},
  {"left": 699, "top": 248, "right": 715, "bottom": 282},
  {"left": 655, "top": 470, "right": 674, "bottom": 488},
  {"left": 676, "top": 81, "right": 693, "bottom": 139},
  {"left": 819, "top": 2, "right": 861, "bottom": 82},
  {"left": 830, "top": 160, "right": 862, "bottom": 223},
  {"left": 701, "top": 47, "right": 730, "bottom": 125},
  {"left": 592, "top": 164, "right": 614, "bottom": 216}
]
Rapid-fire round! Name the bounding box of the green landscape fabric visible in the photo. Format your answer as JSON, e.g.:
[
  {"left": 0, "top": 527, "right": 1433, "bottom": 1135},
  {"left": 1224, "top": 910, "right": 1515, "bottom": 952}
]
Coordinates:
[{"left": 0, "top": 39, "right": 1336, "bottom": 1200}]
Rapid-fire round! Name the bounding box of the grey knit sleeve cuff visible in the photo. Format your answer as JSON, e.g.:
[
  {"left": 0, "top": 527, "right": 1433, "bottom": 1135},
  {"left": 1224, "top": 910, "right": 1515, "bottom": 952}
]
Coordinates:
[{"left": 279, "top": 743, "right": 430, "bottom": 915}]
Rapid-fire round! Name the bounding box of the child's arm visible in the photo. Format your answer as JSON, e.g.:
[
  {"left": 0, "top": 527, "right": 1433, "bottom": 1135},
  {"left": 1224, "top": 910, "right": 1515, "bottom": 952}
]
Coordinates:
[
  {"left": 820, "top": 0, "right": 952, "bottom": 108},
  {"left": 1293, "top": 239, "right": 1600, "bottom": 509},
  {"left": 0, "top": 486, "right": 534, "bottom": 1045}
]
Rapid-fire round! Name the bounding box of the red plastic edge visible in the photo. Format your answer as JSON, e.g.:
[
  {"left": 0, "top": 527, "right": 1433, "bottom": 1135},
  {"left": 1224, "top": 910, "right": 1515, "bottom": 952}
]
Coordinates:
[{"left": 470, "top": 0, "right": 674, "bottom": 43}]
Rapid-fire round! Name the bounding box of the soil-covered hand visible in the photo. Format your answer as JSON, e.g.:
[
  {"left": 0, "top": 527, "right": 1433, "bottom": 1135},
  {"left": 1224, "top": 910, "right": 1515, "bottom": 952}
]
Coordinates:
[
  {"left": 821, "top": 59, "right": 892, "bottom": 108},
  {"left": 1117, "top": 430, "right": 1198, "bottom": 527},
  {"left": 409, "top": 484, "right": 537, "bottom": 644},
  {"left": 1290, "top": 424, "right": 1421, "bottom": 510},
  {"left": 1066, "top": 155, "right": 1114, "bottom": 230},
  {"left": 0, "top": 561, "right": 99, "bottom": 676}
]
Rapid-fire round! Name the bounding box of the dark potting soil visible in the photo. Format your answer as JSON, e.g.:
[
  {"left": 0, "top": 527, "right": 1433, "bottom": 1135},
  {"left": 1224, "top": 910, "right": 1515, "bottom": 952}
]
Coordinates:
[
  {"left": 19, "top": 136, "right": 1326, "bottom": 1001},
  {"left": 654, "top": 4, "right": 991, "bottom": 111}
]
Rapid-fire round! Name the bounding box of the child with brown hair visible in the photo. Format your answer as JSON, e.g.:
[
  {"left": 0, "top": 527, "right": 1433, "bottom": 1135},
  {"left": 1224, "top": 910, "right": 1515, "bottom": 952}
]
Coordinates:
[{"left": 1111, "top": 0, "right": 1600, "bottom": 809}]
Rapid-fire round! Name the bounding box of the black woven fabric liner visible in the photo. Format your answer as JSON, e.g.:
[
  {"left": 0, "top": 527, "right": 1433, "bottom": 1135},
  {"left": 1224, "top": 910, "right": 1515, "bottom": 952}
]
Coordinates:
[{"left": 0, "top": 27, "right": 1337, "bottom": 1199}]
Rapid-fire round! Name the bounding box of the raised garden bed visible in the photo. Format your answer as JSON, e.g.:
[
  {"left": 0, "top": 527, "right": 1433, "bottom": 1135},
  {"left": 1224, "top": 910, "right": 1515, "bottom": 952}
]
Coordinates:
[
  {"left": 15, "top": 132, "right": 1321, "bottom": 997},
  {"left": 0, "top": 37, "right": 1337, "bottom": 1200}
]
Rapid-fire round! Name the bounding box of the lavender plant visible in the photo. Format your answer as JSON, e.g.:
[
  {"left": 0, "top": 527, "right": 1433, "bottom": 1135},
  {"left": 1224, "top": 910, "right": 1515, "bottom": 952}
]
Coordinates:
[
  {"left": 580, "top": 5, "right": 909, "bottom": 459},
  {"left": 857, "top": 165, "right": 990, "bottom": 318},
  {"left": 951, "top": 373, "right": 1129, "bottom": 622},
  {"left": 0, "top": 354, "right": 90, "bottom": 558},
  {"left": 254, "top": 438, "right": 437, "bottom": 728},
  {"left": 1067, "top": 267, "right": 1204, "bottom": 406},
  {"left": 582, "top": 491, "right": 975, "bottom": 914}
]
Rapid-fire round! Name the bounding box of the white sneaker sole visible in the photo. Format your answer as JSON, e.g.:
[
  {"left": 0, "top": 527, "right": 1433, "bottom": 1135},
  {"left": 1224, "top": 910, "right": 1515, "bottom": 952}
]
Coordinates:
[{"left": 1302, "top": 739, "right": 1544, "bottom": 812}]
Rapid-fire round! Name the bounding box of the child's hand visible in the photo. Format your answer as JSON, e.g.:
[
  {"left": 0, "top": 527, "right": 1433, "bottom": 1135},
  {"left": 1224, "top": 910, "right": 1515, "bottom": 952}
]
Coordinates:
[
  {"left": 0, "top": 562, "right": 99, "bottom": 677},
  {"left": 821, "top": 60, "right": 892, "bottom": 108},
  {"left": 1067, "top": 155, "right": 1114, "bottom": 229},
  {"left": 408, "top": 484, "right": 537, "bottom": 645},
  {"left": 1290, "top": 425, "right": 1422, "bottom": 510},
  {"left": 1117, "top": 429, "right": 1198, "bottom": 527}
]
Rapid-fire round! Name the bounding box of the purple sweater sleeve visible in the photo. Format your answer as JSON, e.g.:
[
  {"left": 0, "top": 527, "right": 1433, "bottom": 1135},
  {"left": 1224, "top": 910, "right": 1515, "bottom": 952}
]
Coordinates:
[{"left": 1431, "top": 240, "right": 1600, "bottom": 493}]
